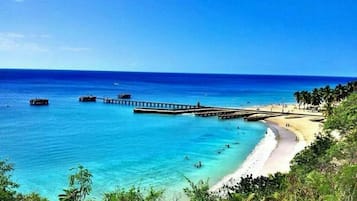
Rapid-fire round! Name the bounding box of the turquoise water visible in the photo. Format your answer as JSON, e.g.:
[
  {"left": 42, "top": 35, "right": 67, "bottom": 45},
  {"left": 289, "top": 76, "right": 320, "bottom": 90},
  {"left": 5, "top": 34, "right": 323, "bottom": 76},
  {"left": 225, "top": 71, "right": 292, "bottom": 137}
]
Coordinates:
[{"left": 0, "top": 70, "right": 355, "bottom": 200}]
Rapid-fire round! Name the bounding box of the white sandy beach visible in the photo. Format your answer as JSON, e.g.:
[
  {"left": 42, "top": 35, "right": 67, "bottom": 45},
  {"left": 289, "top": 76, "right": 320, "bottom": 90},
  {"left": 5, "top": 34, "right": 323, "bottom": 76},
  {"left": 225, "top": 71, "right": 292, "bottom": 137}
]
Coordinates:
[{"left": 211, "top": 104, "right": 323, "bottom": 193}]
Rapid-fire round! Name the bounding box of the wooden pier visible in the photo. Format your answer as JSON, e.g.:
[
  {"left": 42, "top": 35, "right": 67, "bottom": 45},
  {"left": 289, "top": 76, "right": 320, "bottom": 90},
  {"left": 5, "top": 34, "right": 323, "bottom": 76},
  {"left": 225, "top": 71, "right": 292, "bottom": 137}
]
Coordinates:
[
  {"left": 100, "top": 98, "right": 198, "bottom": 109},
  {"left": 195, "top": 110, "right": 237, "bottom": 117},
  {"left": 134, "top": 107, "right": 217, "bottom": 114},
  {"left": 244, "top": 114, "right": 280, "bottom": 121},
  {"left": 80, "top": 95, "right": 323, "bottom": 121},
  {"left": 218, "top": 111, "right": 257, "bottom": 120}
]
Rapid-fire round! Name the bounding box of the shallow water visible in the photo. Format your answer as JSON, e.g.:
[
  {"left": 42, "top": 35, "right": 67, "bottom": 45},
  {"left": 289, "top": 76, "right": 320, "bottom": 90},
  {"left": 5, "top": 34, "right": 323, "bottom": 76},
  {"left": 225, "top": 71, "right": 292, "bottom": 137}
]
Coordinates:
[{"left": 0, "top": 70, "right": 354, "bottom": 200}]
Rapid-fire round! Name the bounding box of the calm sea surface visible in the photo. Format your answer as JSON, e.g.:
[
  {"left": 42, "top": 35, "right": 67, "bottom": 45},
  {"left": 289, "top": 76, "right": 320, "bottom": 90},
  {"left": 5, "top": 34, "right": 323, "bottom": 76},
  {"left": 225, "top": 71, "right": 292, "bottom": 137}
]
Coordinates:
[{"left": 0, "top": 69, "right": 355, "bottom": 200}]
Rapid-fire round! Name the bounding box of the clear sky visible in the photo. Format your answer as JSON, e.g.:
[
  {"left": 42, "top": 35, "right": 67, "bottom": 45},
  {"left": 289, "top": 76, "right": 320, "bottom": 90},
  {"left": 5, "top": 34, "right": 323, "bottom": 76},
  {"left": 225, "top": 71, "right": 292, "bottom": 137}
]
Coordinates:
[{"left": 0, "top": 0, "right": 356, "bottom": 76}]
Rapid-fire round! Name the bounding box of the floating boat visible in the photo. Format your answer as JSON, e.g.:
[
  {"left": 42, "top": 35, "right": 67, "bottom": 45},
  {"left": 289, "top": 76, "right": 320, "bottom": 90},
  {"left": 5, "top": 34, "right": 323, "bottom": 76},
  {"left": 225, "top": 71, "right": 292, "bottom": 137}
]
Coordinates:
[
  {"left": 79, "top": 96, "right": 96, "bottom": 102},
  {"left": 29, "top": 99, "right": 49, "bottom": 106},
  {"left": 118, "top": 94, "right": 131, "bottom": 99}
]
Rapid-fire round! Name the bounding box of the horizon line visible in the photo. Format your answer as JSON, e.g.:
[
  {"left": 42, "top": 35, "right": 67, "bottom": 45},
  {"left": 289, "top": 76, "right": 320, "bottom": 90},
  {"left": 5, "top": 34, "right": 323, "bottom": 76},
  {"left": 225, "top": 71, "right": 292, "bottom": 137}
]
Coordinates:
[{"left": 1, "top": 67, "right": 356, "bottom": 79}]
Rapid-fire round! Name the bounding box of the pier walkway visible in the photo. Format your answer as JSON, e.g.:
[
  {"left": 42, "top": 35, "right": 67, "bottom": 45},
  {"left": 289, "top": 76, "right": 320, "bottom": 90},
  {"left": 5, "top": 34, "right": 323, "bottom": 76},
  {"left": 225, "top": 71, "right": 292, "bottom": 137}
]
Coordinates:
[
  {"left": 98, "top": 97, "right": 198, "bottom": 109},
  {"left": 218, "top": 111, "right": 257, "bottom": 120},
  {"left": 134, "top": 107, "right": 218, "bottom": 114},
  {"left": 195, "top": 110, "right": 237, "bottom": 117},
  {"left": 88, "top": 96, "right": 323, "bottom": 121}
]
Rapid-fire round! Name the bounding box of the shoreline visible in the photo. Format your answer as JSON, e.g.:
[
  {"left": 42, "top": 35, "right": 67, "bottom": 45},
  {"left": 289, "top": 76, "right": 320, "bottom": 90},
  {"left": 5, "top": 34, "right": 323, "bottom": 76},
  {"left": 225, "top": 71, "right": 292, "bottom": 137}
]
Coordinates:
[
  {"left": 260, "top": 121, "right": 306, "bottom": 176},
  {"left": 210, "top": 126, "right": 278, "bottom": 192},
  {"left": 211, "top": 104, "right": 322, "bottom": 193}
]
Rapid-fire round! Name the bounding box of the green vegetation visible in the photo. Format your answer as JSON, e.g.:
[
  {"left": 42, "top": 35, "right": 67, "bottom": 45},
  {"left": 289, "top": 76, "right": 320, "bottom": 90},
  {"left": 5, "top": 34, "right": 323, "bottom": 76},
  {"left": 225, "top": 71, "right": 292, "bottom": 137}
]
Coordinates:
[
  {"left": 58, "top": 165, "right": 93, "bottom": 201},
  {"left": 183, "top": 178, "right": 218, "bottom": 201},
  {"left": 103, "top": 187, "right": 164, "bottom": 201},
  {"left": 0, "top": 160, "right": 19, "bottom": 201},
  {"left": 0, "top": 160, "right": 49, "bottom": 201},
  {"left": 0, "top": 161, "right": 164, "bottom": 201},
  {"left": 219, "top": 92, "right": 357, "bottom": 201},
  {"left": 324, "top": 92, "right": 357, "bottom": 136},
  {"left": 182, "top": 91, "right": 357, "bottom": 201},
  {"left": 1, "top": 83, "right": 356, "bottom": 201},
  {"left": 228, "top": 173, "right": 286, "bottom": 199}
]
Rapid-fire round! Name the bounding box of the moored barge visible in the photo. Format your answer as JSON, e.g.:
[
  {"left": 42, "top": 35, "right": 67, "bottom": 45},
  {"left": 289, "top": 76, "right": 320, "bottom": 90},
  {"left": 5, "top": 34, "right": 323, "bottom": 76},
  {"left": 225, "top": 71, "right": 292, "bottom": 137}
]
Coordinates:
[
  {"left": 79, "top": 96, "right": 97, "bottom": 102},
  {"left": 118, "top": 94, "right": 131, "bottom": 99},
  {"left": 29, "top": 99, "right": 49, "bottom": 106}
]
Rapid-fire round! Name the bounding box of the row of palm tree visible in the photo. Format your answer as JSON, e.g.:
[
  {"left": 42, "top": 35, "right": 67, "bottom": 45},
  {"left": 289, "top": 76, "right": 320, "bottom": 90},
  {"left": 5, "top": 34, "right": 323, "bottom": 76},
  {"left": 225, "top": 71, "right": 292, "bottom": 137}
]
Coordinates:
[{"left": 293, "top": 81, "right": 356, "bottom": 114}]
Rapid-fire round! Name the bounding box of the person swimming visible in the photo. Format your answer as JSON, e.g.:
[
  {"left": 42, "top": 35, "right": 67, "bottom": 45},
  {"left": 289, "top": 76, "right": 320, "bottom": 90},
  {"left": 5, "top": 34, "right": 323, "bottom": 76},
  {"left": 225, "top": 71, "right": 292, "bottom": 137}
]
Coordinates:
[{"left": 194, "top": 161, "right": 202, "bottom": 168}]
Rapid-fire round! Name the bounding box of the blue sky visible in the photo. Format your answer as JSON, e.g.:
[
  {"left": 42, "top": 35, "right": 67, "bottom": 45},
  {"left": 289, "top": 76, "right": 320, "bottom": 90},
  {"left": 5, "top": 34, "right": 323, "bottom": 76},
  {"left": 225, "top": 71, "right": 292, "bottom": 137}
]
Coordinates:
[{"left": 0, "top": 0, "right": 356, "bottom": 76}]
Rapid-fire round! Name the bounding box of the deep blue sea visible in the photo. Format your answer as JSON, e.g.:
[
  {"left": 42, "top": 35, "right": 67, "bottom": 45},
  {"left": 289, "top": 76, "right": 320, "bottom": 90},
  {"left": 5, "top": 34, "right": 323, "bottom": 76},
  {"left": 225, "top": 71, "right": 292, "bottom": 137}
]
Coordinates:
[{"left": 0, "top": 69, "right": 355, "bottom": 200}]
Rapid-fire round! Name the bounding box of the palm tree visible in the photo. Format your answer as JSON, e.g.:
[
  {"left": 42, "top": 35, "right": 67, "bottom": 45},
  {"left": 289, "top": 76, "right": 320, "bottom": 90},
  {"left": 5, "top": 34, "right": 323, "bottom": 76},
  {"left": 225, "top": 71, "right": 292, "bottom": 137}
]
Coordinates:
[
  {"left": 294, "top": 91, "right": 302, "bottom": 109},
  {"left": 321, "top": 85, "right": 334, "bottom": 104},
  {"left": 334, "top": 84, "right": 347, "bottom": 102},
  {"left": 346, "top": 81, "right": 357, "bottom": 93},
  {"left": 347, "top": 82, "right": 354, "bottom": 93},
  {"left": 318, "top": 87, "right": 325, "bottom": 97},
  {"left": 323, "top": 102, "right": 334, "bottom": 117},
  {"left": 318, "top": 85, "right": 334, "bottom": 116},
  {"left": 306, "top": 91, "right": 312, "bottom": 108},
  {"left": 311, "top": 88, "right": 322, "bottom": 107},
  {"left": 300, "top": 91, "right": 311, "bottom": 109}
]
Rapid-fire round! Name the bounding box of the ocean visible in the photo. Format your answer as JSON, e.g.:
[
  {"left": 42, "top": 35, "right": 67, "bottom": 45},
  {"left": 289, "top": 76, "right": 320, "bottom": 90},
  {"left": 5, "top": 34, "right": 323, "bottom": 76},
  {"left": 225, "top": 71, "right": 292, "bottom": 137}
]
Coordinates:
[{"left": 0, "top": 69, "right": 355, "bottom": 200}]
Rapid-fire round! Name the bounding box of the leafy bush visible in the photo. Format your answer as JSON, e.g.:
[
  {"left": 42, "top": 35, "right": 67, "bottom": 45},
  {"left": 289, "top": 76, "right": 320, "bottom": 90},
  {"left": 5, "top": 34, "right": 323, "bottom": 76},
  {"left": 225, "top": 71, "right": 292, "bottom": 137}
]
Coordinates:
[
  {"left": 0, "top": 160, "right": 19, "bottom": 201},
  {"left": 103, "top": 186, "right": 164, "bottom": 201},
  {"left": 183, "top": 177, "right": 218, "bottom": 201},
  {"left": 58, "top": 165, "right": 93, "bottom": 201},
  {"left": 0, "top": 160, "right": 48, "bottom": 201},
  {"left": 16, "top": 192, "right": 49, "bottom": 201},
  {"left": 324, "top": 93, "right": 357, "bottom": 135},
  {"left": 224, "top": 173, "right": 286, "bottom": 201},
  {"left": 291, "top": 134, "right": 335, "bottom": 173}
]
